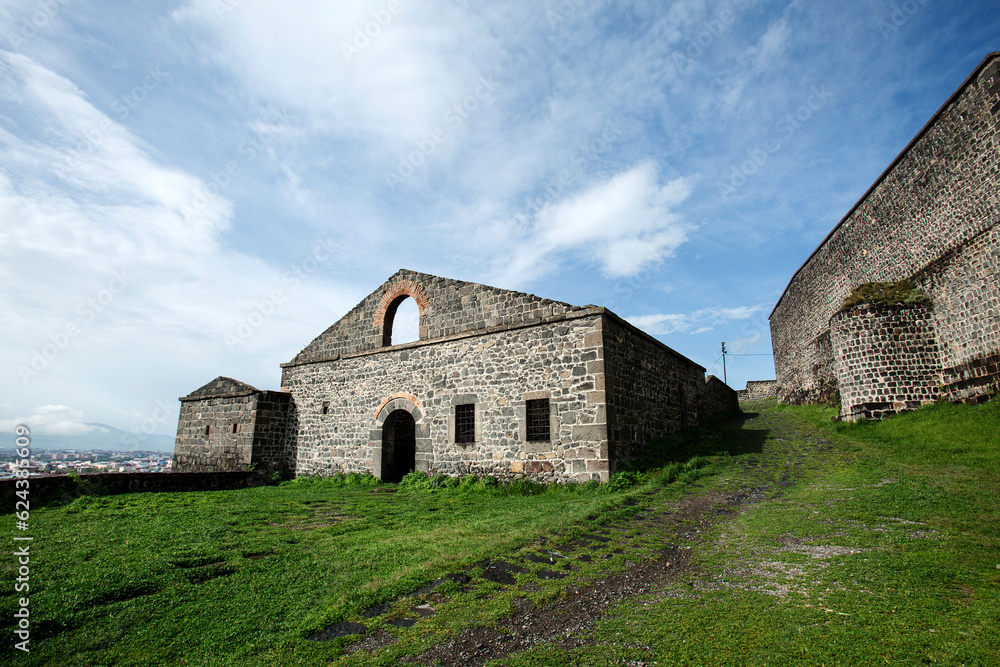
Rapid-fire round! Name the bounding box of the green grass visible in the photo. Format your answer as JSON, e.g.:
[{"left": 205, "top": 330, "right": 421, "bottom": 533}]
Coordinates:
[
  {"left": 0, "top": 469, "right": 680, "bottom": 666},
  {"left": 840, "top": 279, "right": 930, "bottom": 310},
  {"left": 4, "top": 399, "right": 998, "bottom": 665},
  {"left": 503, "top": 399, "right": 1000, "bottom": 666}
]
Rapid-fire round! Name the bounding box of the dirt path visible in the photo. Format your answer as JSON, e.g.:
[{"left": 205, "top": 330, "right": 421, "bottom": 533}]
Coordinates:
[{"left": 346, "top": 406, "right": 838, "bottom": 666}]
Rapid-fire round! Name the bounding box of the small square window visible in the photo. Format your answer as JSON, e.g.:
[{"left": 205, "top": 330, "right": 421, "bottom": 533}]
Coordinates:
[
  {"left": 526, "top": 398, "right": 550, "bottom": 442},
  {"left": 322, "top": 401, "right": 330, "bottom": 415},
  {"left": 455, "top": 404, "right": 475, "bottom": 444}
]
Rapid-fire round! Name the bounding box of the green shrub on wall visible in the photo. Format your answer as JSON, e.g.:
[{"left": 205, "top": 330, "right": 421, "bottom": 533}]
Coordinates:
[{"left": 841, "top": 279, "right": 930, "bottom": 311}]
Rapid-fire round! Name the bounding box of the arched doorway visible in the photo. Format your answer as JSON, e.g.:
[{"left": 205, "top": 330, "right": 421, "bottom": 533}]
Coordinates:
[{"left": 381, "top": 409, "right": 416, "bottom": 483}]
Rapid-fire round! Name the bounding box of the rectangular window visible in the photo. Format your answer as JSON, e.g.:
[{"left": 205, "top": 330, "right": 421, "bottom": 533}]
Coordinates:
[
  {"left": 455, "top": 403, "right": 475, "bottom": 444},
  {"left": 231, "top": 423, "right": 238, "bottom": 434},
  {"left": 526, "top": 398, "right": 550, "bottom": 442},
  {"left": 204, "top": 425, "right": 210, "bottom": 438},
  {"left": 321, "top": 401, "right": 330, "bottom": 415}
]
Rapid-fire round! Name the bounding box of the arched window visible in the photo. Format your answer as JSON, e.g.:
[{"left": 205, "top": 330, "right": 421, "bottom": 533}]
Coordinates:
[{"left": 382, "top": 296, "right": 420, "bottom": 346}]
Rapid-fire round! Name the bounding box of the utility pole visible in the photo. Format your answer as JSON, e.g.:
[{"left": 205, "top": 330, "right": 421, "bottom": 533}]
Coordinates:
[{"left": 721, "top": 342, "right": 727, "bottom": 385}]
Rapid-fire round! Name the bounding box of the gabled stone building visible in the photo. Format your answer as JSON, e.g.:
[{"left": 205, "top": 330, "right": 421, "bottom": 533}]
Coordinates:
[
  {"left": 770, "top": 52, "right": 1000, "bottom": 420},
  {"left": 174, "top": 270, "right": 737, "bottom": 482}
]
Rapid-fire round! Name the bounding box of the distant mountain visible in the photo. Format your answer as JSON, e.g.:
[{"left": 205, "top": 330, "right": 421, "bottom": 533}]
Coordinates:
[{"left": 16, "top": 423, "right": 175, "bottom": 453}]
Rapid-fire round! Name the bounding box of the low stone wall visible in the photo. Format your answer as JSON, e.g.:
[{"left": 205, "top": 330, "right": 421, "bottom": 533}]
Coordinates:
[
  {"left": 737, "top": 380, "right": 778, "bottom": 402},
  {"left": 0, "top": 471, "right": 274, "bottom": 504},
  {"left": 830, "top": 303, "right": 941, "bottom": 421},
  {"left": 703, "top": 376, "right": 740, "bottom": 417}
]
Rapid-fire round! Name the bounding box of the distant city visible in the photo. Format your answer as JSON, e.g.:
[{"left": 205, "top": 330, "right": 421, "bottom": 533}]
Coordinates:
[{"left": 0, "top": 447, "right": 172, "bottom": 479}]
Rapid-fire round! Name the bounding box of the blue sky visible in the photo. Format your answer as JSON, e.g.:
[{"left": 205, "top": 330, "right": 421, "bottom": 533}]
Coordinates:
[{"left": 1, "top": 0, "right": 998, "bottom": 440}]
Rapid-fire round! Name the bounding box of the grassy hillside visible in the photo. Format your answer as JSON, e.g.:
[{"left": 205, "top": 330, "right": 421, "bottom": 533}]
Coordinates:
[
  {"left": 506, "top": 398, "right": 1000, "bottom": 666},
  {"left": 2, "top": 399, "right": 997, "bottom": 666}
]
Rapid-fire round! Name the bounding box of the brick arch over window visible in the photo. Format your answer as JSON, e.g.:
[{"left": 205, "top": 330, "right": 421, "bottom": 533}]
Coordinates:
[{"left": 374, "top": 279, "right": 431, "bottom": 346}]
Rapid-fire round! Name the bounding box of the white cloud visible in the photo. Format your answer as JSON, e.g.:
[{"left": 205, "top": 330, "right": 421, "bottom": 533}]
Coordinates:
[
  {"left": 495, "top": 162, "right": 693, "bottom": 285},
  {"left": 0, "top": 52, "right": 357, "bottom": 430},
  {"left": 172, "top": 1, "right": 497, "bottom": 149},
  {"left": 627, "top": 304, "right": 769, "bottom": 336},
  {"left": 0, "top": 405, "right": 98, "bottom": 436}
]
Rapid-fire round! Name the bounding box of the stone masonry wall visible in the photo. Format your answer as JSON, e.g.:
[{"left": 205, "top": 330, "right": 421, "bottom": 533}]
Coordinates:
[
  {"left": 173, "top": 393, "right": 259, "bottom": 472},
  {"left": 280, "top": 313, "right": 608, "bottom": 483},
  {"left": 602, "top": 313, "right": 713, "bottom": 469},
  {"left": 252, "top": 391, "right": 292, "bottom": 471},
  {"left": 702, "top": 375, "right": 740, "bottom": 418},
  {"left": 770, "top": 53, "right": 1000, "bottom": 406},
  {"left": 831, "top": 303, "right": 942, "bottom": 421},
  {"left": 173, "top": 377, "right": 291, "bottom": 473},
  {"left": 737, "top": 380, "right": 778, "bottom": 401},
  {"left": 291, "top": 269, "right": 589, "bottom": 365},
  {"left": 917, "top": 224, "right": 1000, "bottom": 402},
  {"left": 1, "top": 471, "right": 273, "bottom": 503}
]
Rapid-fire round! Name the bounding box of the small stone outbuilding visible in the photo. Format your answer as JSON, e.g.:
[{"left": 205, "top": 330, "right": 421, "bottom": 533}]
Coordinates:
[{"left": 174, "top": 270, "right": 737, "bottom": 482}]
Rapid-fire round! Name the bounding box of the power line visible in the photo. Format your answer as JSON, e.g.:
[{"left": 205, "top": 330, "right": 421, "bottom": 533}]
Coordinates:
[
  {"left": 727, "top": 353, "right": 773, "bottom": 357},
  {"left": 705, "top": 353, "right": 724, "bottom": 375}
]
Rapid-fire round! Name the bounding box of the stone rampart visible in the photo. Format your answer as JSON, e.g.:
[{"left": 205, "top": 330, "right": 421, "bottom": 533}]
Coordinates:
[
  {"left": 0, "top": 471, "right": 273, "bottom": 503},
  {"left": 737, "top": 380, "right": 778, "bottom": 401},
  {"left": 770, "top": 52, "right": 1000, "bottom": 411},
  {"left": 830, "top": 303, "right": 941, "bottom": 421}
]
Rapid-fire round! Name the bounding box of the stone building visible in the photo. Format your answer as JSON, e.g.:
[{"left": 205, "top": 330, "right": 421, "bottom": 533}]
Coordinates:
[
  {"left": 770, "top": 52, "right": 1000, "bottom": 420},
  {"left": 174, "top": 270, "right": 737, "bottom": 482}
]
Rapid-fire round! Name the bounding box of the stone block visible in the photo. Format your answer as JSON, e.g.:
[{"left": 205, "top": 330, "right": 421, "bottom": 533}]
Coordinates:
[
  {"left": 572, "top": 424, "right": 607, "bottom": 442},
  {"left": 587, "top": 459, "right": 609, "bottom": 472}
]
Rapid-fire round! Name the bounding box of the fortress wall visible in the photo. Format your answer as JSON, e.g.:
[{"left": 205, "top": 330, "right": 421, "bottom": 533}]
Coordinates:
[
  {"left": 770, "top": 54, "right": 1000, "bottom": 405},
  {"left": 831, "top": 303, "right": 941, "bottom": 421},
  {"left": 702, "top": 376, "right": 740, "bottom": 420},
  {"left": 280, "top": 314, "right": 608, "bottom": 484},
  {"left": 917, "top": 224, "right": 1000, "bottom": 401},
  {"left": 737, "top": 380, "right": 778, "bottom": 402}
]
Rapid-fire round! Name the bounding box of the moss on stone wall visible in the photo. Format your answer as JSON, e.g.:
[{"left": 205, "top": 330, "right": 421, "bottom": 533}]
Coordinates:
[{"left": 840, "top": 280, "right": 930, "bottom": 311}]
